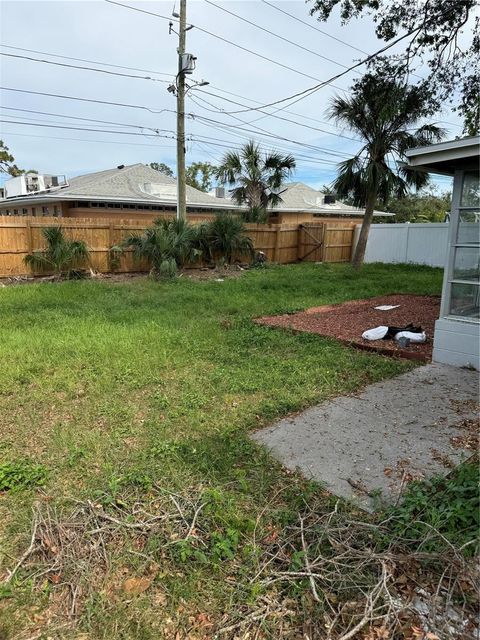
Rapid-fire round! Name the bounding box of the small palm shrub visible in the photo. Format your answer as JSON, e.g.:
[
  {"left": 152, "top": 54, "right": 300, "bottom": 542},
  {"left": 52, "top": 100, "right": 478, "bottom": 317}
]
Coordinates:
[
  {"left": 24, "top": 226, "right": 90, "bottom": 279},
  {"left": 198, "top": 214, "right": 254, "bottom": 264},
  {"left": 122, "top": 217, "right": 200, "bottom": 279}
]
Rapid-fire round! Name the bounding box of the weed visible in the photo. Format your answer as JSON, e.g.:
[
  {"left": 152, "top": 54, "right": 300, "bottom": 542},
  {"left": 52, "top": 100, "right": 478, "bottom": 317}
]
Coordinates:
[{"left": 0, "top": 460, "right": 47, "bottom": 492}]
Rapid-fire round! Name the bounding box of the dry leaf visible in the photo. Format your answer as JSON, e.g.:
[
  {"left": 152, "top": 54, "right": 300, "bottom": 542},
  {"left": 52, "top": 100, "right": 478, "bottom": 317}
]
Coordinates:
[{"left": 122, "top": 576, "right": 152, "bottom": 595}]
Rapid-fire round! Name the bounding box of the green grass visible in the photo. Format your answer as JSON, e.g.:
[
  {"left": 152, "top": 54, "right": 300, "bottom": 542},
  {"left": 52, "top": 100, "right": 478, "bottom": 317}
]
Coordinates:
[{"left": 0, "top": 263, "right": 443, "bottom": 638}]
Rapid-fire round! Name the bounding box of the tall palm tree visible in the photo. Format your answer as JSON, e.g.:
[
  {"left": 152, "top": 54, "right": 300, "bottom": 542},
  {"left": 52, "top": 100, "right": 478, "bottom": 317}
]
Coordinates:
[
  {"left": 216, "top": 141, "right": 296, "bottom": 222},
  {"left": 328, "top": 71, "right": 445, "bottom": 269}
]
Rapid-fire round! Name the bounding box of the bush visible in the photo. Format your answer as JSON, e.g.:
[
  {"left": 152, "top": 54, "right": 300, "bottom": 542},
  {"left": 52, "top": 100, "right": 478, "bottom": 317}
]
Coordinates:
[
  {"left": 198, "top": 214, "right": 254, "bottom": 264},
  {"left": 122, "top": 218, "right": 200, "bottom": 278},
  {"left": 384, "top": 459, "right": 479, "bottom": 556},
  {"left": 24, "top": 226, "right": 90, "bottom": 279}
]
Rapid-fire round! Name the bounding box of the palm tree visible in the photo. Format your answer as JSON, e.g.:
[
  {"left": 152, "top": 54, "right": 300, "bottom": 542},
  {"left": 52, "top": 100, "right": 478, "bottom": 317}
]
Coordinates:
[
  {"left": 198, "top": 214, "right": 254, "bottom": 264},
  {"left": 328, "top": 70, "right": 445, "bottom": 270},
  {"left": 24, "top": 226, "right": 90, "bottom": 279},
  {"left": 122, "top": 217, "right": 200, "bottom": 278},
  {"left": 216, "top": 141, "right": 296, "bottom": 222}
]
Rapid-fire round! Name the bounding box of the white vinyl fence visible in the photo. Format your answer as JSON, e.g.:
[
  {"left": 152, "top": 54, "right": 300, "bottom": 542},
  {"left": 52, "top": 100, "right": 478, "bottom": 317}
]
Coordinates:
[{"left": 354, "top": 223, "right": 449, "bottom": 267}]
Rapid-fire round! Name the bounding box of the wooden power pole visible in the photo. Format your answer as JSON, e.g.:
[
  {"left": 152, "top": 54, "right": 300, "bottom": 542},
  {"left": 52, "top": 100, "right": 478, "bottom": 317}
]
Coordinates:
[{"left": 176, "top": 0, "right": 187, "bottom": 221}]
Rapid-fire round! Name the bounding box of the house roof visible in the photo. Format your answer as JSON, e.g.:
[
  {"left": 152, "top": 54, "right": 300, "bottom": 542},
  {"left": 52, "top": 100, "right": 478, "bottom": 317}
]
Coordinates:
[
  {"left": 0, "top": 164, "right": 236, "bottom": 209},
  {"left": 271, "top": 182, "right": 393, "bottom": 217},
  {"left": 405, "top": 136, "right": 480, "bottom": 176}
]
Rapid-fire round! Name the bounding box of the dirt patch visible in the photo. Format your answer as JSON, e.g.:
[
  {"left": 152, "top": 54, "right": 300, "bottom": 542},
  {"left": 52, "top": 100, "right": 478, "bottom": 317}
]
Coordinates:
[
  {"left": 0, "top": 266, "right": 246, "bottom": 287},
  {"left": 256, "top": 294, "right": 440, "bottom": 361}
]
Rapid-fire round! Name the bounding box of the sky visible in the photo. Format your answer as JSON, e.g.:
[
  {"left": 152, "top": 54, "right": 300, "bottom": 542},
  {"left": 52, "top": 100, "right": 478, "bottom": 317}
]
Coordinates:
[{"left": 0, "top": 0, "right": 465, "bottom": 193}]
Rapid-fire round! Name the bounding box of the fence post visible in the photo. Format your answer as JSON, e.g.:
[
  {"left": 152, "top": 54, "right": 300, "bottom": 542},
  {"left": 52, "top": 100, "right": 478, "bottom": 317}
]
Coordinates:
[
  {"left": 25, "top": 218, "right": 33, "bottom": 255},
  {"left": 296, "top": 224, "right": 303, "bottom": 261},
  {"left": 273, "top": 224, "right": 281, "bottom": 262}
]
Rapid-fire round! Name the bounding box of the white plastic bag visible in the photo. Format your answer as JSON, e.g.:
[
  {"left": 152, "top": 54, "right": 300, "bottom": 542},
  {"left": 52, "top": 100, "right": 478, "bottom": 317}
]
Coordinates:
[
  {"left": 394, "top": 331, "right": 426, "bottom": 344},
  {"left": 362, "top": 326, "right": 388, "bottom": 341}
]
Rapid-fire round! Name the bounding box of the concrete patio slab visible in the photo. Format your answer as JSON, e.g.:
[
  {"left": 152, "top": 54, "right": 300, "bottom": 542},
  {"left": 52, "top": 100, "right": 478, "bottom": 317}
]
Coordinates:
[{"left": 252, "top": 364, "right": 479, "bottom": 509}]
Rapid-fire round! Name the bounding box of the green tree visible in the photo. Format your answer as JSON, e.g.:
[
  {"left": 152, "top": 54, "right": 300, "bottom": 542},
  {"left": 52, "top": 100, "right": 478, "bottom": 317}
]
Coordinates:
[
  {"left": 24, "top": 227, "right": 90, "bottom": 279},
  {"left": 149, "top": 162, "right": 174, "bottom": 177},
  {"left": 186, "top": 162, "right": 217, "bottom": 192},
  {"left": 327, "top": 69, "right": 444, "bottom": 269},
  {"left": 310, "top": 0, "right": 479, "bottom": 134},
  {"left": 378, "top": 189, "right": 452, "bottom": 223},
  {"left": 216, "top": 141, "right": 295, "bottom": 222},
  {"left": 0, "top": 140, "right": 34, "bottom": 176}
]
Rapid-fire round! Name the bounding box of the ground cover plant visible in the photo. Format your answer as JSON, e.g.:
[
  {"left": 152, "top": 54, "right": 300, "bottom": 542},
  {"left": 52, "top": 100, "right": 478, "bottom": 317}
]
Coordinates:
[{"left": 2, "top": 262, "right": 475, "bottom": 639}]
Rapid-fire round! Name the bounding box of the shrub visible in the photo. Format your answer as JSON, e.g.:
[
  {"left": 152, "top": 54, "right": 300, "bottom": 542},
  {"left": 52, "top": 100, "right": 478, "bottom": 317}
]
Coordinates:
[
  {"left": 198, "top": 214, "right": 254, "bottom": 264},
  {"left": 0, "top": 460, "right": 47, "bottom": 492},
  {"left": 122, "top": 218, "right": 200, "bottom": 278},
  {"left": 24, "top": 226, "right": 90, "bottom": 279},
  {"left": 384, "top": 459, "right": 479, "bottom": 556}
]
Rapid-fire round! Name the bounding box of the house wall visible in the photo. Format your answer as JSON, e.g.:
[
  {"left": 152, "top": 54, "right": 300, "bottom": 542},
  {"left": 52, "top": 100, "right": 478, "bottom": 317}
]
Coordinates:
[
  {"left": 0, "top": 201, "right": 68, "bottom": 217},
  {"left": 432, "top": 318, "right": 479, "bottom": 369}
]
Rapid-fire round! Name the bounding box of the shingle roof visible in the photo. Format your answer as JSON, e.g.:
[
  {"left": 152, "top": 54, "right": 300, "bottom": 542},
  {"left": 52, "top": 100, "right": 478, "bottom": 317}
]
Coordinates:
[
  {"left": 272, "top": 182, "right": 392, "bottom": 216},
  {"left": 2, "top": 164, "right": 236, "bottom": 209}
]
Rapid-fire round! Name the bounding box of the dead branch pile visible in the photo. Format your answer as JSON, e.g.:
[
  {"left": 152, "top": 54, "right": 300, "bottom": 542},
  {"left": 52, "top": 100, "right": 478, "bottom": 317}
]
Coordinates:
[
  {"left": 2, "top": 488, "right": 207, "bottom": 618},
  {"left": 248, "top": 505, "right": 479, "bottom": 640}
]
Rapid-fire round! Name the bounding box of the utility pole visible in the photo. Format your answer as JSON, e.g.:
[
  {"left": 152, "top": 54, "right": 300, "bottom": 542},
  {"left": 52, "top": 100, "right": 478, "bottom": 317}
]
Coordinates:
[{"left": 176, "top": 0, "right": 187, "bottom": 221}]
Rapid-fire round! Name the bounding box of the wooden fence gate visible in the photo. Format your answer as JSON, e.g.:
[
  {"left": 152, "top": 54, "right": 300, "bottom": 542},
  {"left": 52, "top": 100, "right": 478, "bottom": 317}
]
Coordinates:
[{"left": 298, "top": 224, "right": 355, "bottom": 263}]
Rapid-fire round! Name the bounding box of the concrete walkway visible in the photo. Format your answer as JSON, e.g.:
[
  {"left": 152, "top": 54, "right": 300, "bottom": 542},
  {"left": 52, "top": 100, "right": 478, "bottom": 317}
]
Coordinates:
[{"left": 252, "top": 364, "right": 479, "bottom": 509}]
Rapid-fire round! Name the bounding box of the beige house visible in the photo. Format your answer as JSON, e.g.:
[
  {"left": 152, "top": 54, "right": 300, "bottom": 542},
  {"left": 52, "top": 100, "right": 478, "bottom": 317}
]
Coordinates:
[
  {"left": 0, "top": 165, "right": 393, "bottom": 223},
  {"left": 0, "top": 164, "right": 236, "bottom": 220}
]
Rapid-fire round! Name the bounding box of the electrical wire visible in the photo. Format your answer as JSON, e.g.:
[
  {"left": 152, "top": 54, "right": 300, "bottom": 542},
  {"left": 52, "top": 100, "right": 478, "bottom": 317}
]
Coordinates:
[
  {"left": 261, "top": 0, "right": 369, "bottom": 55},
  {"left": 0, "top": 44, "right": 174, "bottom": 78},
  {"left": 204, "top": 0, "right": 359, "bottom": 73},
  {"left": 104, "top": 0, "right": 349, "bottom": 87},
  {"left": 0, "top": 52, "right": 170, "bottom": 83}
]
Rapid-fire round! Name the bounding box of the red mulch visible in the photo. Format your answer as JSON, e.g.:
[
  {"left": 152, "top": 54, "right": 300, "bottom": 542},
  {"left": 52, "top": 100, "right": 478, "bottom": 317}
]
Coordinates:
[{"left": 256, "top": 294, "right": 441, "bottom": 361}]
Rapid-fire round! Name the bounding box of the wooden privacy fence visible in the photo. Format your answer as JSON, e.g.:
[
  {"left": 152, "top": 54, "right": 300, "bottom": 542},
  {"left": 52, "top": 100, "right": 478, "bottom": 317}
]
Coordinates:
[{"left": 0, "top": 216, "right": 356, "bottom": 277}]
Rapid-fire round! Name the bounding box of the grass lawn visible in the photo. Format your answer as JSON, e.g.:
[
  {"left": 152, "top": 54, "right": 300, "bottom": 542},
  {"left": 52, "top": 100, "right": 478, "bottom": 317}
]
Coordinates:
[{"left": 0, "top": 263, "right": 443, "bottom": 639}]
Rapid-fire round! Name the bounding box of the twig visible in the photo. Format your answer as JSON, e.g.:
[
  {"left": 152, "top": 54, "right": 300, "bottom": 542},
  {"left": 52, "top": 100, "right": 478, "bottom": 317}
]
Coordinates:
[
  {"left": 299, "top": 515, "right": 321, "bottom": 603},
  {"left": 4, "top": 507, "right": 39, "bottom": 584}
]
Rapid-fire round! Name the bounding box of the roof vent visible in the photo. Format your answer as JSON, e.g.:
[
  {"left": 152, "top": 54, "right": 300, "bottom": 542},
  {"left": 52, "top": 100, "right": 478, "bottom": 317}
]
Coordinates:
[
  {"left": 324, "top": 194, "right": 336, "bottom": 204},
  {"left": 215, "top": 186, "right": 225, "bottom": 199},
  {"left": 117, "top": 164, "right": 125, "bottom": 170}
]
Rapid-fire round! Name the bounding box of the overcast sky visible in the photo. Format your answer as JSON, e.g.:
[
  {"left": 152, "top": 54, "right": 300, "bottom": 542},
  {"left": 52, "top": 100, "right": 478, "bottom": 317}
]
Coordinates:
[{"left": 0, "top": 0, "right": 464, "bottom": 192}]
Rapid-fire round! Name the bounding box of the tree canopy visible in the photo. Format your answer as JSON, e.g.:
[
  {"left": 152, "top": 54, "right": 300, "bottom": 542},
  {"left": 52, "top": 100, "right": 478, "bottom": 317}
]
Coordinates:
[
  {"left": 216, "top": 141, "right": 295, "bottom": 222},
  {"left": 0, "top": 140, "right": 33, "bottom": 176},
  {"left": 310, "top": 0, "right": 479, "bottom": 134},
  {"left": 149, "top": 162, "right": 174, "bottom": 177},
  {"left": 185, "top": 162, "right": 217, "bottom": 192}
]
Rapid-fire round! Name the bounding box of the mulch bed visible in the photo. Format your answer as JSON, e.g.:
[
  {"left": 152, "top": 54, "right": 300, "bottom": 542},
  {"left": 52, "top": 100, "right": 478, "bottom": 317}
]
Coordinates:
[{"left": 256, "top": 294, "right": 441, "bottom": 361}]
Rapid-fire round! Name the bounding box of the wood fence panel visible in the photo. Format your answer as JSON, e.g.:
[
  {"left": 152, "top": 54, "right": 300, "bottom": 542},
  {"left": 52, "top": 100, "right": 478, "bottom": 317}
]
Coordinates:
[
  {"left": 324, "top": 227, "right": 355, "bottom": 263},
  {"left": 0, "top": 216, "right": 356, "bottom": 277}
]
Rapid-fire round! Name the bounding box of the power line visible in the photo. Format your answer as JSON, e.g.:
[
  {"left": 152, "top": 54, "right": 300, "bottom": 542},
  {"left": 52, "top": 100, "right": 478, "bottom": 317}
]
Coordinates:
[
  {"left": 261, "top": 0, "right": 369, "bottom": 55},
  {"left": 0, "top": 85, "right": 361, "bottom": 149},
  {"left": 0, "top": 44, "right": 174, "bottom": 78},
  {"left": 191, "top": 87, "right": 360, "bottom": 142},
  {"left": 0, "top": 119, "right": 177, "bottom": 138},
  {"left": 0, "top": 52, "right": 170, "bottom": 83},
  {"left": 204, "top": 0, "right": 358, "bottom": 73},
  {"left": 199, "top": 26, "right": 426, "bottom": 115},
  {"left": 2, "top": 41, "right": 355, "bottom": 138},
  {"left": 187, "top": 95, "right": 351, "bottom": 158},
  {"left": 0, "top": 106, "right": 175, "bottom": 131},
  {"left": 0, "top": 86, "right": 169, "bottom": 113},
  {"left": 104, "top": 0, "right": 349, "bottom": 88},
  {"left": 2, "top": 130, "right": 177, "bottom": 149}
]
